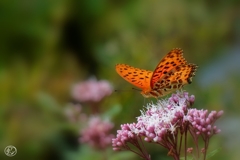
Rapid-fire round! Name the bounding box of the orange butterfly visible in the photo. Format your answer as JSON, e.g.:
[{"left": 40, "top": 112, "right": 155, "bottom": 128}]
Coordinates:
[{"left": 115, "top": 48, "right": 197, "bottom": 98}]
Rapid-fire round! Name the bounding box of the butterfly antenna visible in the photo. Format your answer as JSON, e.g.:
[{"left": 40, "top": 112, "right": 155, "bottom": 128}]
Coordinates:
[
  {"left": 132, "top": 88, "right": 141, "bottom": 92},
  {"left": 115, "top": 89, "right": 138, "bottom": 92},
  {"left": 114, "top": 88, "right": 141, "bottom": 96}
]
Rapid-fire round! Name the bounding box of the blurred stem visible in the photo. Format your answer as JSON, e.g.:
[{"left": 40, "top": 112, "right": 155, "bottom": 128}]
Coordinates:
[
  {"left": 90, "top": 102, "right": 100, "bottom": 114},
  {"left": 203, "top": 138, "right": 209, "bottom": 160}
]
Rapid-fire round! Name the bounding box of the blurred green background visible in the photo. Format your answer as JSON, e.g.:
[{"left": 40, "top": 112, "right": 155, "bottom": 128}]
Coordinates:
[{"left": 1, "top": 0, "right": 240, "bottom": 160}]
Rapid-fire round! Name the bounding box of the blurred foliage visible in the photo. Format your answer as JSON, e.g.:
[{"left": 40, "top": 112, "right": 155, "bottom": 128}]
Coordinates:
[{"left": 0, "top": 0, "right": 240, "bottom": 160}]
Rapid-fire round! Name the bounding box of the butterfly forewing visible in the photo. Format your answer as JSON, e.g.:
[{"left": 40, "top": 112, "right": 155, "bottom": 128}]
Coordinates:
[
  {"left": 150, "top": 48, "right": 187, "bottom": 88},
  {"left": 115, "top": 64, "right": 153, "bottom": 90}
]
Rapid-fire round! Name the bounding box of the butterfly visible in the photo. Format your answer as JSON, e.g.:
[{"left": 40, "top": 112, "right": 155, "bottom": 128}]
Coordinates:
[{"left": 115, "top": 48, "right": 197, "bottom": 98}]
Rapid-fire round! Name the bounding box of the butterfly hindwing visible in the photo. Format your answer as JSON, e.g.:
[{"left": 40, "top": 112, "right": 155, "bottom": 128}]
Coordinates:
[
  {"left": 150, "top": 48, "right": 187, "bottom": 88},
  {"left": 115, "top": 64, "right": 153, "bottom": 90},
  {"left": 152, "top": 63, "right": 198, "bottom": 96}
]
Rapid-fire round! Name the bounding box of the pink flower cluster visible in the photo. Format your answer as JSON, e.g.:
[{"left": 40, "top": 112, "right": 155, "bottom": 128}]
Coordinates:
[
  {"left": 64, "top": 104, "right": 87, "bottom": 123},
  {"left": 112, "top": 123, "right": 151, "bottom": 159},
  {"left": 112, "top": 123, "right": 138, "bottom": 151},
  {"left": 112, "top": 91, "right": 223, "bottom": 160},
  {"left": 80, "top": 116, "right": 114, "bottom": 149},
  {"left": 187, "top": 109, "right": 223, "bottom": 136},
  {"left": 72, "top": 78, "right": 113, "bottom": 103}
]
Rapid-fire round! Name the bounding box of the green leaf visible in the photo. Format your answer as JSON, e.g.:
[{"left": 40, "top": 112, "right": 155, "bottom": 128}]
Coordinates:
[
  {"left": 206, "top": 148, "right": 221, "bottom": 159},
  {"left": 102, "top": 104, "right": 121, "bottom": 120}
]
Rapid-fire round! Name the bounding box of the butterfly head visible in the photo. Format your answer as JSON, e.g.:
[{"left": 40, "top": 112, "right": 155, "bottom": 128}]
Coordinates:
[
  {"left": 141, "top": 89, "right": 160, "bottom": 98},
  {"left": 141, "top": 91, "right": 151, "bottom": 98}
]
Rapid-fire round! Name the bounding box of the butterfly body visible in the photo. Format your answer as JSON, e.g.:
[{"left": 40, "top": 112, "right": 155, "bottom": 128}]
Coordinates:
[{"left": 115, "top": 48, "right": 197, "bottom": 98}]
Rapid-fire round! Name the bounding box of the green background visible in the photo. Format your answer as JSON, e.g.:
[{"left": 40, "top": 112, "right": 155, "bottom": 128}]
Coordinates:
[{"left": 1, "top": 0, "right": 240, "bottom": 160}]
